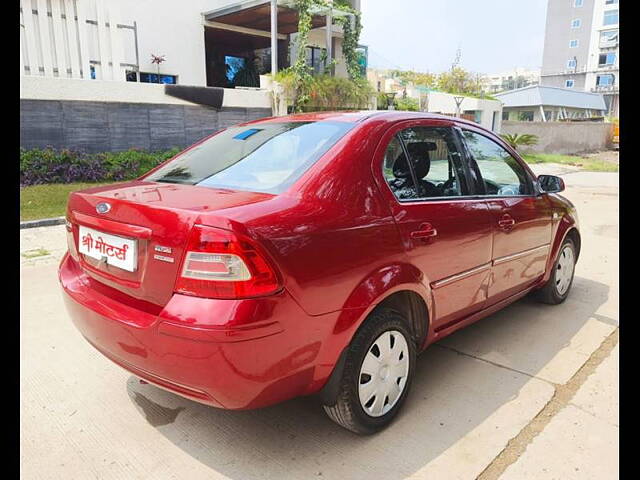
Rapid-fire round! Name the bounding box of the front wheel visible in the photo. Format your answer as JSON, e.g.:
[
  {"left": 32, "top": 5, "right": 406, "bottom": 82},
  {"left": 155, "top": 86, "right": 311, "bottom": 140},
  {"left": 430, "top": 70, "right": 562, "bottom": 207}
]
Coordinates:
[
  {"left": 322, "top": 308, "right": 416, "bottom": 435},
  {"left": 535, "top": 237, "right": 577, "bottom": 304}
]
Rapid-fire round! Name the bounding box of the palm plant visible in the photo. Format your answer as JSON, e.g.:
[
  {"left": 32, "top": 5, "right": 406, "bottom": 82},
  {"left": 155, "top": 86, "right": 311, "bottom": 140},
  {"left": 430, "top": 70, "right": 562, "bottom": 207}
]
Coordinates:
[{"left": 500, "top": 133, "right": 539, "bottom": 150}]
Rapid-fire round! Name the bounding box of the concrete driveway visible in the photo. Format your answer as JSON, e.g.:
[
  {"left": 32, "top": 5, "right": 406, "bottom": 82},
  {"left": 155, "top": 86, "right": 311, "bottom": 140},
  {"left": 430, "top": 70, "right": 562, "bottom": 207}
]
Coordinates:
[{"left": 20, "top": 168, "right": 618, "bottom": 480}]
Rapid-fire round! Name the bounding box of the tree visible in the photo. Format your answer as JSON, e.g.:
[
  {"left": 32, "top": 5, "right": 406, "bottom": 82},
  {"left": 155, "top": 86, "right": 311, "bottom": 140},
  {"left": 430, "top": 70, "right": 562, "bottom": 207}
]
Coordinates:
[{"left": 437, "top": 67, "right": 482, "bottom": 95}]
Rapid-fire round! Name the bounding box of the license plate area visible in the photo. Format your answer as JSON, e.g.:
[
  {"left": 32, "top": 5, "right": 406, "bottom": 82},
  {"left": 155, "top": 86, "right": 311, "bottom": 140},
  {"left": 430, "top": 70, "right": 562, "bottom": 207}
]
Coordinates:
[{"left": 78, "top": 225, "right": 138, "bottom": 272}]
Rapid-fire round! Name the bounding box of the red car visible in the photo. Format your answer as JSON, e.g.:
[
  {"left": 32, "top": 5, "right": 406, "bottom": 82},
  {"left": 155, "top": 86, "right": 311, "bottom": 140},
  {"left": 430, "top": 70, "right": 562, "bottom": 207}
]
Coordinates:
[{"left": 59, "top": 111, "right": 579, "bottom": 434}]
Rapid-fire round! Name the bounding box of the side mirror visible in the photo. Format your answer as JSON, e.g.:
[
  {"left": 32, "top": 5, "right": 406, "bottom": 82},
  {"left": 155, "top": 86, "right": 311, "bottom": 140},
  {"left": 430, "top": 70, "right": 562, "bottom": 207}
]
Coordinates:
[{"left": 538, "top": 174, "right": 565, "bottom": 193}]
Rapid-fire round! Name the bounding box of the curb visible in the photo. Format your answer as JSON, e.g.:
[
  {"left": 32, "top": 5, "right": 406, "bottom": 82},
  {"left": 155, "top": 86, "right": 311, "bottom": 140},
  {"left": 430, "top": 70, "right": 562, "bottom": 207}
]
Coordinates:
[{"left": 20, "top": 217, "right": 66, "bottom": 229}]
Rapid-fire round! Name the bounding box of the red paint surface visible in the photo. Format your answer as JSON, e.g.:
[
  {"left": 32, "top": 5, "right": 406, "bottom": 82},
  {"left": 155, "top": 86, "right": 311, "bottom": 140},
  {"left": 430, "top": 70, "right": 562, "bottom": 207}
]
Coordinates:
[{"left": 59, "top": 111, "right": 579, "bottom": 410}]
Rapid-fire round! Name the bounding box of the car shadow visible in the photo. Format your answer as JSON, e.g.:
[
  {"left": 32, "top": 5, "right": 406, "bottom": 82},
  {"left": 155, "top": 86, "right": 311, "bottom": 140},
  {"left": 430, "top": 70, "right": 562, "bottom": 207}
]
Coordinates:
[{"left": 125, "top": 275, "right": 611, "bottom": 480}]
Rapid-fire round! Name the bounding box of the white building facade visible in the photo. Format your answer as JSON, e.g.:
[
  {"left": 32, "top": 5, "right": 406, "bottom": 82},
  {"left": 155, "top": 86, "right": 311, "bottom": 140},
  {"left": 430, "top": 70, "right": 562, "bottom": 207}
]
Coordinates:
[
  {"left": 20, "top": 0, "right": 359, "bottom": 87},
  {"left": 540, "top": 0, "right": 619, "bottom": 117}
]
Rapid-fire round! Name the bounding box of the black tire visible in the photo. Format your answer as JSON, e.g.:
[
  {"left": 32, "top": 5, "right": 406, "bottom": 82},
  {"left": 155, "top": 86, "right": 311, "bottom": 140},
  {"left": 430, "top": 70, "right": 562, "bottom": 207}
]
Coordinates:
[
  {"left": 534, "top": 237, "right": 577, "bottom": 305},
  {"left": 322, "top": 308, "right": 416, "bottom": 435}
]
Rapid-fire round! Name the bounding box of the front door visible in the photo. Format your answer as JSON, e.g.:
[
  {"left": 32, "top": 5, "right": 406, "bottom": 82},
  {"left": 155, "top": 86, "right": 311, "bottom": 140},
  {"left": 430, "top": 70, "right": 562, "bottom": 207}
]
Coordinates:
[
  {"left": 460, "top": 127, "right": 553, "bottom": 304},
  {"left": 374, "top": 121, "right": 493, "bottom": 331}
]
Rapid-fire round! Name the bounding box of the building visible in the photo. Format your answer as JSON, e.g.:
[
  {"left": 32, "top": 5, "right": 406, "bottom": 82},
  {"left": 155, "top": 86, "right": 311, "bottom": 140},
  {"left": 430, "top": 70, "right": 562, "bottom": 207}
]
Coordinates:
[
  {"left": 496, "top": 85, "right": 607, "bottom": 122},
  {"left": 484, "top": 67, "right": 540, "bottom": 94},
  {"left": 366, "top": 69, "right": 503, "bottom": 132},
  {"left": 540, "top": 0, "right": 619, "bottom": 117},
  {"left": 20, "top": 0, "right": 360, "bottom": 86},
  {"left": 19, "top": 0, "right": 362, "bottom": 152}
]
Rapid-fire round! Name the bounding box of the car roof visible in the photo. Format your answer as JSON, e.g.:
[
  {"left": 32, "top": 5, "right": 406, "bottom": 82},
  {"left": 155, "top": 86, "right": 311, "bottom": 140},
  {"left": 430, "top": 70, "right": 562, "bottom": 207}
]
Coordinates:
[{"left": 242, "top": 110, "right": 482, "bottom": 129}]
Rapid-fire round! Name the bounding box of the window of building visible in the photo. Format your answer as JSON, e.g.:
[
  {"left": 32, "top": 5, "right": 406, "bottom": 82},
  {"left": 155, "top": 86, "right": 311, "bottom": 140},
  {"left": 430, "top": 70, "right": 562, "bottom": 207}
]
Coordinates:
[
  {"left": 598, "top": 52, "right": 616, "bottom": 66},
  {"left": 518, "top": 111, "right": 534, "bottom": 121},
  {"left": 571, "top": 18, "right": 581, "bottom": 28},
  {"left": 600, "top": 29, "right": 619, "bottom": 47},
  {"left": 567, "top": 58, "right": 577, "bottom": 69},
  {"left": 462, "top": 131, "right": 533, "bottom": 196},
  {"left": 603, "top": 10, "right": 619, "bottom": 26},
  {"left": 569, "top": 39, "right": 579, "bottom": 48},
  {"left": 131, "top": 72, "right": 178, "bottom": 84},
  {"left": 574, "top": 0, "right": 583, "bottom": 6},
  {"left": 596, "top": 74, "right": 615, "bottom": 86},
  {"left": 565, "top": 79, "right": 575, "bottom": 88},
  {"left": 305, "top": 46, "right": 326, "bottom": 75},
  {"left": 605, "top": 0, "right": 618, "bottom": 4},
  {"left": 502, "top": 111, "right": 510, "bottom": 121}
]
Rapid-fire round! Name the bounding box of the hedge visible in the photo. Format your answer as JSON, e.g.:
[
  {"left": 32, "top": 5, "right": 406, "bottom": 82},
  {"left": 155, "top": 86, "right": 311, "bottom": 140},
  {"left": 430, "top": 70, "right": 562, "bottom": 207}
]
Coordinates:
[{"left": 20, "top": 147, "right": 181, "bottom": 186}]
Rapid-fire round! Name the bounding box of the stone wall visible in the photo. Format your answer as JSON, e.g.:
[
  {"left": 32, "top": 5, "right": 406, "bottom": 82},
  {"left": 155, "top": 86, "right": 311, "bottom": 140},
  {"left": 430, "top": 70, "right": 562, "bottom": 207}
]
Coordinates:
[
  {"left": 20, "top": 99, "right": 272, "bottom": 152},
  {"left": 501, "top": 120, "right": 614, "bottom": 154}
]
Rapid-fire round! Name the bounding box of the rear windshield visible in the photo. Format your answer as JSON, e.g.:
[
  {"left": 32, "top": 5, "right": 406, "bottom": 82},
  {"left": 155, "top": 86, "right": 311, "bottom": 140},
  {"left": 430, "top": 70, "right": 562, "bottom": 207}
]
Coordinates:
[{"left": 144, "top": 121, "right": 354, "bottom": 194}]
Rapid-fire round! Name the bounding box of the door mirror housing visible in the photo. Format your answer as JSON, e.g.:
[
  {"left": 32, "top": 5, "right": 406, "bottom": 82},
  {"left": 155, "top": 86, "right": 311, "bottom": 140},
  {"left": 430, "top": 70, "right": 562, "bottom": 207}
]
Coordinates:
[{"left": 538, "top": 174, "right": 565, "bottom": 193}]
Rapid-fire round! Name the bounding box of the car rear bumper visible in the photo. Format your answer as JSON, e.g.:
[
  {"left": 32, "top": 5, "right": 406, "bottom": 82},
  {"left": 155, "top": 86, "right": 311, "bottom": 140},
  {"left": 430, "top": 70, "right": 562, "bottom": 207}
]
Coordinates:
[{"left": 59, "top": 253, "right": 336, "bottom": 410}]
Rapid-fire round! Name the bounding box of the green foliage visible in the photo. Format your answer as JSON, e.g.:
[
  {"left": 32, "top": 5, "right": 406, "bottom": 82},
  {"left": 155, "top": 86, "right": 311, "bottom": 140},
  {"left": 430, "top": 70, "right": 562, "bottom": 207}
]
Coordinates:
[
  {"left": 20, "top": 147, "right": 181, "bottom": 185},
  {"left": 395, "top": 97, "right": 419, "bottom": 111},
  {"left": 280, "top": 0, "right": 363, "bottom": 111},
  {"left": 390, "top": 70, "right": 437, "bottom": 88},
  {"left": 437, "top": 67, "right": 487, "bottom": 96},
  {"left": 499, "top": 133, "right": 540, "bottom": 150},
  {"left": 307, "top": 75, "right": 373, "bottom": 109},
  {"left": 335, "top": 12, "right": 363, "bottom": 80}
]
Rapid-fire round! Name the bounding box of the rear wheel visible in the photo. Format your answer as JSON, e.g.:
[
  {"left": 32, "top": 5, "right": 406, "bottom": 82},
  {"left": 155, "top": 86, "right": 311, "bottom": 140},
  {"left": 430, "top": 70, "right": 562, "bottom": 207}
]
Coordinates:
[
  {"left": 535, "top": 237, "right": 576, "bottom": 304},
  {"left": 322, "top": 308, "right": 416, "bottom": 435}
]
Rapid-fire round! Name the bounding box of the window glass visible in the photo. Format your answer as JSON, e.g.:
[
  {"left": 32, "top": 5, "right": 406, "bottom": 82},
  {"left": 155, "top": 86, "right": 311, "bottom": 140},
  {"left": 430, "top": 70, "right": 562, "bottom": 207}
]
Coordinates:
[
  {"left": 569, "top": 39, "right": 579, "bottom": 48},
  {"left": 597, "top": 74, "right": 615, "bottom": 86},
  {"left": 598, "top": 52, "right": 616, "bottom": 65},
  {"left": 383, "top": 127, "right": 466, "bottom": 200},
  {"left": 574, "top": 0, "right": 583, "bottom": 6},
  {"left": 462, "top": 131, "right": 532, "bottom": 196},
  {"left": 145, "top": 121, "right": 354, "bottom": 194},
  {"left": 571, "top": 18, "right": 581, "bottom": 28},
  {"left": 567, "top": 58, "right": 577, "bottom": 68},
  {"left": 599, "top": 30, "right": 618, "bottom": 48},
  {"left": 565, "top": 79, "right": 575, "bottom": 88},
  {"left": 603, "top": 9, "right": 619, "bottom": 25}
]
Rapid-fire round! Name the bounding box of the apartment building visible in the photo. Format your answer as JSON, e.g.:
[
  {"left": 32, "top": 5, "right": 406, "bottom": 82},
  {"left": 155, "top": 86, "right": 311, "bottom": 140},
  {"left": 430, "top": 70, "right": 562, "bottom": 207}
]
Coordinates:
[{"left": 540, "top": 0, "right": 619, "bottom": 117}]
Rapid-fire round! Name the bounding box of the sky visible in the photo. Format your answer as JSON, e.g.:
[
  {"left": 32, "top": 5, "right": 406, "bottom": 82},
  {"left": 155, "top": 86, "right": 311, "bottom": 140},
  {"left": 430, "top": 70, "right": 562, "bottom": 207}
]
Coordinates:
[{"left": 359, "top": 0, "right": 548, "bottom": 75}]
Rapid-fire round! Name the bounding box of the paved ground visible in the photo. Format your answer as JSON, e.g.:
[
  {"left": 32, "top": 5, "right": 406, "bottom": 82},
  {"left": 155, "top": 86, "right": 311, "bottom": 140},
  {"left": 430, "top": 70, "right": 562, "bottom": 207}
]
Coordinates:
[{"left": 20, "top": 165, "right": 618, "bottom": 480}]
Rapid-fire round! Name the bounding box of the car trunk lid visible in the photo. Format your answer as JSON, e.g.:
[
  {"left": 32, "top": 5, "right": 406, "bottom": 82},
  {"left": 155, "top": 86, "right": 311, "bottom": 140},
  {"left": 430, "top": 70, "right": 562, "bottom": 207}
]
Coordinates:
[{"left": 66, "top": 180, "right": 275, "bottom": 307}]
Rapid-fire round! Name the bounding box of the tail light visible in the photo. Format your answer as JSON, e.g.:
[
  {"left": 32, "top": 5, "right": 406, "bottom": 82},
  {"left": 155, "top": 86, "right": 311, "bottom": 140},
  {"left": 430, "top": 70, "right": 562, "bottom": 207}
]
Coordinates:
[{"left": 175, "top": 225, "right": 282, "bottom": 299}]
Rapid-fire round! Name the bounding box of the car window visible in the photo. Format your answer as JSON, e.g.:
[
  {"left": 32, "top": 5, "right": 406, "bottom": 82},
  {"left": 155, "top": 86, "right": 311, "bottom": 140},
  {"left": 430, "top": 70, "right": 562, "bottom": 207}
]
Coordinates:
[
  {"left": 382, "top": 126, "right": 467, "bottom": 201},
  {"left": 462, "top": 130, "right": 533, "bottom": 196},
  {"left": 144, "top": 121, "right": 354, "bottom": 194}
]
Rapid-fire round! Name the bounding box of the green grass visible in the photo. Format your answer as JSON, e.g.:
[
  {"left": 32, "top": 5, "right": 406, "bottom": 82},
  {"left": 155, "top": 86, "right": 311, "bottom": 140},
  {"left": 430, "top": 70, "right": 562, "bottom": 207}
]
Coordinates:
[
  {"left": 522, "top": 153, "right": 619, "bottom": 172},
  {"left": 20, "top": 182, "right": 115, "bottom": 221}
]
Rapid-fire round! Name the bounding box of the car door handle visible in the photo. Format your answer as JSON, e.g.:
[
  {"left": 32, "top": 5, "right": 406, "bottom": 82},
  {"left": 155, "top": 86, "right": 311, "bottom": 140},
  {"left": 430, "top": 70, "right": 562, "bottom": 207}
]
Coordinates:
[
  {"left": 498, "top": 214, "right": 516, "bottom": 230},
  {"left": 410, "top": 223, "right": 438, "bottom": 240}
]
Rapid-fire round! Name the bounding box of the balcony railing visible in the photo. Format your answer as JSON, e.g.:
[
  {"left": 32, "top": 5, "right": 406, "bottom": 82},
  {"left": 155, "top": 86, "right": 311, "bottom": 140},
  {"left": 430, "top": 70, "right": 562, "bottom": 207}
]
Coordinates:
[{"left": 592, "top": 85, "right": 619, "bottom": 93}]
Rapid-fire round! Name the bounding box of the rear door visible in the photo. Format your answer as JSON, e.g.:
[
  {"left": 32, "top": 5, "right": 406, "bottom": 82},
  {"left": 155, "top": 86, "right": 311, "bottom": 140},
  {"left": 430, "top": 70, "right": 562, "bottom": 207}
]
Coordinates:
[
  {"left": 459, "top": 127, "right": 553, "bottom": 304},
  {"left": 374, "top": 120, "right": 493, "bottom": 331}
]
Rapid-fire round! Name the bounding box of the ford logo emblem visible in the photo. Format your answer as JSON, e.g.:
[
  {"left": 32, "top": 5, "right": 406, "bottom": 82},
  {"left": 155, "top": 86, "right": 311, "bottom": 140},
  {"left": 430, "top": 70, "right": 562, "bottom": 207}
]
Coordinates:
[{"left": 96, "top": 202, "right": 111, "bottom": 214}]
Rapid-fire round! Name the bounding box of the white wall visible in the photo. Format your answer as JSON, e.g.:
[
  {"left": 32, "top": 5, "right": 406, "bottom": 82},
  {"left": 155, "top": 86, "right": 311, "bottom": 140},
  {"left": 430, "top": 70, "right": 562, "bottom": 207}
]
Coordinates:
[
  {"left": 20, "top": 75, "right": 272, "bottom": 109},
  {"left": 20, "top": 0, "right": 239, "bottom": 85},
  {"left": 424, "top": 91, "right": 503, "bottom": 132}
]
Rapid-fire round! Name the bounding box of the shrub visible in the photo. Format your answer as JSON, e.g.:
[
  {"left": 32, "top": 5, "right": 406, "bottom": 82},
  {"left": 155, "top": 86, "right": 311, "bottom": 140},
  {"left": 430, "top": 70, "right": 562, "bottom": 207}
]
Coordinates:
[
  {"left": 499, "top": 133, "right": 539, "bottom": 150},
  {"left": 20, "top": 147, "right": 181, "bottom": 186},
  {"left": 395, "top": 97, "right": 420, "bottom": 111}
]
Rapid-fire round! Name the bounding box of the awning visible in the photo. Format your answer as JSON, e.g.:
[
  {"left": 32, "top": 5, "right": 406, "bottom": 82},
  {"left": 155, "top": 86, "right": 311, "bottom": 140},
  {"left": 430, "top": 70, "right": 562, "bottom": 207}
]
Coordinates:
[{"left": 202, "top": 0, "right": 353, "bottom": 35}]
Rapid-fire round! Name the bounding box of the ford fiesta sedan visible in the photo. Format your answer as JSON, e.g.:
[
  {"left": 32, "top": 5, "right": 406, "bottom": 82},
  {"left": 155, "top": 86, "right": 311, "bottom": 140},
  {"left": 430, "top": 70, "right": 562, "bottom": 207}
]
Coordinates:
[{"left": 59, "top": 111, "right": 579, "bottom": 434}]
